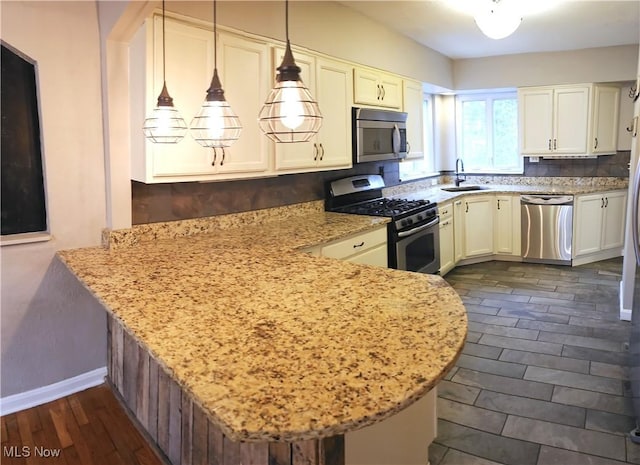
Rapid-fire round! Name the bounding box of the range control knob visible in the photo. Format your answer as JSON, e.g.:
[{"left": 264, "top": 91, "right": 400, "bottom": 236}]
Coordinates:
[
  {"left": 406, "top": 218, "right": 414, "bottom": 226},
  {"left": 401, "top": 219, "right": 408, "bottom": 227},
  {"left": 417, "top": 214, "right": 423, "bottom": 221}
]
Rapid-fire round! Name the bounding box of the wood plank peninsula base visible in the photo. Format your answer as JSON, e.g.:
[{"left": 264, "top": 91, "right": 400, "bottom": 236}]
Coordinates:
[{"left": 108, "top": 314, "right": 345, "bottom": 465}]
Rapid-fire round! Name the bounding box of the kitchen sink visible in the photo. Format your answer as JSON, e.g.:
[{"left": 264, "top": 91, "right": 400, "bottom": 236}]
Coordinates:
[{"left": 440, "top": 185, "right": 488, "bottom": 192}]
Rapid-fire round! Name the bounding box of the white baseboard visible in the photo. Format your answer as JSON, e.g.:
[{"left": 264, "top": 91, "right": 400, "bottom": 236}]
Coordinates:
[
  {"left": 0, "top": 367, "right": 107, "bottom": 416},
  {"left": 620, "top": 281, "right": 632, "bottom": 321}
]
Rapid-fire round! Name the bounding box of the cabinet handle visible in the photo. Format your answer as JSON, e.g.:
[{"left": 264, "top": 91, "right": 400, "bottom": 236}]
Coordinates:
[
  {"left": 377, "top": 84, "right": 381, "bottom": 100},
  {"left": 455, "top": 200, "right": 462, "bottom": 206},
  {"left": 553, "top": 139, "right": 557, "bottom": 150},
  {"left": 594, "top": 137, "right": 599, "bottom": 149},
  {"left": 497, "top": 199, "right": 501, "bottom": 210},
  {"left": 548, "top": 139, "right": 552, "bottom": 151},
  {"left": 220, "top": 148, "right": 225, "bottom": 166},
  {"left": 313, "top": 143, "right": 318, "bottom": 161},
  {"left": 441, "top": 209, "right": 448, "bottom": 215},
  {"left": 211, "top": 148, "right": 218, "bottom": 166},
  {"left": 381, "top": 85, "right": 386, "bottom": 100},
  {"left": 605, "top": 197, "right": 609, "bottom": 208},
  {"left": 601, "top": 197, "right": 605, "bottom": 208},
  {"left": 353, "top": 241, "right": 365, "bottom": 248},
  {"left": 466, "top": 202, "right": 469, "bottom": 213},
  {"left": 319, "top": 143, "right": 325, "bottom": 161}
]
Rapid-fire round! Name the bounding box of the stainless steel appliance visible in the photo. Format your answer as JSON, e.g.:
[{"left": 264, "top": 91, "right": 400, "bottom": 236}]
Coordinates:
[
  {"left": 353, "top": 107, "right": 407, "bottom": 164},
  {"left": 521, "top": 194, "right": 574, "bottom": 265},
  {"left": 326, "top": 174, "right": 440, "bottom": 274}
]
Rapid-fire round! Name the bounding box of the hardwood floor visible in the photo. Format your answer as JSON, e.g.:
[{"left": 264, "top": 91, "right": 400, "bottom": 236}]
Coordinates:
[{"left": 1, "top": 384, "right": 167, "bottom": 465}]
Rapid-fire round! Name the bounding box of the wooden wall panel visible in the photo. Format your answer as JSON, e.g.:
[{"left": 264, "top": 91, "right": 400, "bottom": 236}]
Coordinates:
[{"left": 106, "top": 317, "right": 345, "bottom": 465}]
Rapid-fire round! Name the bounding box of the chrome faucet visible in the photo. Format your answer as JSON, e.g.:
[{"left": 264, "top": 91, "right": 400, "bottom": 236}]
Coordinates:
[{"left": 455, "top": 158, "right": 466, "bottom": 186}]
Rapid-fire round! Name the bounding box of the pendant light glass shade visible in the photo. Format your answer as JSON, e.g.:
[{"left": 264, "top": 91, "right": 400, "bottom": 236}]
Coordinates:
[
  {"left": 190, "top": 70, "right": 242, "bottom": 148},
  {"left": 259, "top": 2, "right": 322, "bottom": 143},
  {"left": 474, "top": 0, "right": 522, "bottom": 40},
  {"left": 190, "top": 0, "right": 242, "bottom": 148},
  {"left": 143, "top": 1, "right": 187, "bottom": 144}
]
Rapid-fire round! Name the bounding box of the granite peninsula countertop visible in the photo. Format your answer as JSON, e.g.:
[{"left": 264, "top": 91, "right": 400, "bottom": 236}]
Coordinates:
[{"left": 57, "top": 205, "right": 467, "bottom": 443}]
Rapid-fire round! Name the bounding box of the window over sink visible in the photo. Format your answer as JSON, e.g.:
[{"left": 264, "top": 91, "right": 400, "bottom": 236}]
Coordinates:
[{"left": 456, "top": 91, "right": 522, "bottom": 174}]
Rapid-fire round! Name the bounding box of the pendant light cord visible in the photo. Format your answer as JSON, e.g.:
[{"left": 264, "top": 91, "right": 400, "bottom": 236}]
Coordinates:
[
  {"left": 285, "top": 0, "right": 289, "bottom": 43},
  {"left": 162, "top": 0, "right": 166, "bottom": 84},
  {"left": 213, "top": 0, "right": 217, "bottom": 68}
]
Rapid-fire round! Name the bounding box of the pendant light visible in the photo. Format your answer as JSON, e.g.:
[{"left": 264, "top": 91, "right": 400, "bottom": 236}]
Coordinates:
[
  {"left": 474, "top": 0, "right": 522, "bottom": 40},
  {"left": 190, "top": 0, "right": 242, "bottom": 157},
  {"left": 258, "top": 0, "right": 322, "bottom": 143},
  {"left": 143, "top": 0, "right": 187, "bottom": 143}
]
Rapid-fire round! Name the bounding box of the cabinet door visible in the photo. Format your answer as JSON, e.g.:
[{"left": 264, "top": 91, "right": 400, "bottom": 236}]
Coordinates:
[
  {"left": 518, "top": 88, "right": 553, "bottom": 154},
  {"left": 494, "top": 195, "right": 514, "bottom": 254},
  {"left": 273, "top": 48, "right": 318, "bottom": 171},
  {"left": 403, "top": 79, "right": 424, "bottom": 160},
  {"left": 591, "top": 86, "right": 620, "bottom": 154},
  {"left": 378, "top": 72, "right": 402, "bottom": 109},
  {"left": 354, "top": 68, "right": 382, "bottom": 106},
  {"left": 464, "top": 196, "right": 494, "bottom": 257},
  {"left": 217, "top": 33, "right": 271, "bottom": 174},
  {"left": 346, "top": 244, "right": 388, "bottom": 268},
  {"left": 316, "top": 58, "right": 353, "bottom": 169},
  {"left": 554, "top": 86, "right": 590, "bottom": 154},
  {"left": 601, "top": 191, "right": 626, "bottom": 250},
  {"left": 573, "top": 193, "right": 604, "bottom": 257},
  {"left": 149, "top": 17, "right": 215, "bottom": 178},
  {"left": 439, "top": 217, "right": 454, "bottom": 276},
  {"left": 453, "top": 199, "right": 465, "bottom": 263}
]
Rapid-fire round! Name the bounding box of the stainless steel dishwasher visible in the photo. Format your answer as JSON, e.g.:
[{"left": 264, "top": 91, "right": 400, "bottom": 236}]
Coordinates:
[{"left": 521, "top": 194, "right": 573, "bottom": 265}]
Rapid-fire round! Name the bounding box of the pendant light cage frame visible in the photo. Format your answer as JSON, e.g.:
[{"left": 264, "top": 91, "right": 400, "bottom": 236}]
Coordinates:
[
  {"left": 143, "top": 0, "right": 188, "bottom": 144},
  {"left": 190, "top": 0, "right": 242, "bottom": 148},
  {"left": 258, "top": 0, "right": 322, "bottom": 143}
]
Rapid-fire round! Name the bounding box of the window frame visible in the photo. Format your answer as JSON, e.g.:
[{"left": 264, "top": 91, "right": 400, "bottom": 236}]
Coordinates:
[{"left": 455, "top": 91, "right": 522, "bottom": 174}]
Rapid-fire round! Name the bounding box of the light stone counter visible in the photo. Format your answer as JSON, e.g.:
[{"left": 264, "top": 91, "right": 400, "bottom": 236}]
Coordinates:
[{"left": 57, "top": 203, "right": 467, "bottom": 444}]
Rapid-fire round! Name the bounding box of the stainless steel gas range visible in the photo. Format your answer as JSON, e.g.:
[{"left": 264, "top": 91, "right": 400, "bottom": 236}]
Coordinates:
[{"left": 325, "top": 174, "right": 440, "bottom": 274}]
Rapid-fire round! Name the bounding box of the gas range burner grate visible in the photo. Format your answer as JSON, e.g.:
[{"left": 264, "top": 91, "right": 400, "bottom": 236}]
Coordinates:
[{"left": 337, "top": 198, "right": 431, "bottom": 218}]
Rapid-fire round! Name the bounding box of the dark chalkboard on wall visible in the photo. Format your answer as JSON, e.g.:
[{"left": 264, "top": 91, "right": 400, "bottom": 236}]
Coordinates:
[{"left": 1, "top": 42, "right": 47, "bottom": 236}]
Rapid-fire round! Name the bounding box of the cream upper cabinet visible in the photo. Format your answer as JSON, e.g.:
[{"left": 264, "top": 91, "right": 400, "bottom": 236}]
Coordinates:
[
  {"left": 402, "top": 79, "right": 425, "bottom": 160},
  {"left": 573, "top": 190, "right": 627, "bottom": 258},
  {"left": 353, "top": 67, "right": 402, "bottom": 109},
  {"left": 590, "top": 85, "right": 620, "bottom": 154},
  {"left": 518, "top": 85, "right": 590, "bottom": 155},
  {"left": 519, "top": 83, "right": 620, "bottom": 157},
  {"left": 494, "top": 195, "right": 521, "bottom": 256},
  {"left": 130, "top": 16, "right": 272, "bottom": 183},
  {"left": 273, "top": 51, "right": 353, "bottom": 173}
]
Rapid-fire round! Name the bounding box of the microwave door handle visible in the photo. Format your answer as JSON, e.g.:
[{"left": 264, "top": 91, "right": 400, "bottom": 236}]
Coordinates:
[{"left": 392, "top": 124, "right": 401, "bottom": 156}]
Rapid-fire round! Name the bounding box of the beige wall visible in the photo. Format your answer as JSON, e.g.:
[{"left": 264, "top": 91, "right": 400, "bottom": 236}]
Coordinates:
[
  {"left": 454, "top": 44, "right": 639, "bottom": 90},
  {"left": 0, "top": 1, "right": 107, "bottom": 397}
]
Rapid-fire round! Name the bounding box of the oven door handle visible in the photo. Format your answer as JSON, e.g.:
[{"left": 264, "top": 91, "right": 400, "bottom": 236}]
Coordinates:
[{"left": 397, "top": 217, "right": 439, "bottom": 238}]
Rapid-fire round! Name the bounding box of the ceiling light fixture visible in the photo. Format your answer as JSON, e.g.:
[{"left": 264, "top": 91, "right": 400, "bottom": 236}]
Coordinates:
[
  {"left": 258, "top": 0, "right": 322, "bottom": 143},
  {"left": 474, "top": 0, "right": 522, "bottom": 40},
  {"left": 143, "top": 0, "right": 187, "bottom": 143},
  {"left": 190, "top": 0, "right": 242, "bottom": 157}
]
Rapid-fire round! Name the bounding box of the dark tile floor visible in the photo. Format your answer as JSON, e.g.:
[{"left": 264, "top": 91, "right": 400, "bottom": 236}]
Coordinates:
[{"left": 429, "top": 258, "right": 640, "bottom": 465}]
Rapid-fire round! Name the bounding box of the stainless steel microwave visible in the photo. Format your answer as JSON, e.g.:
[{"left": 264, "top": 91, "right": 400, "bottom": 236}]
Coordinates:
[{"left": 353, "top": 107, "right": 408, "bottom": 163}]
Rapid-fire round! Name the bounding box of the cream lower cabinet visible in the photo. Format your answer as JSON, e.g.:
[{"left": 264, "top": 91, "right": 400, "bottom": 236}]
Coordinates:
[
  {"left": 462, "top": 195, "right": 495, "bottom": 258},
  {"left": 274, "top": 53, "right": 353, "bottom": 173},
  {"left": 321, "top": 226, "right": 388, "bottom": 267},
  {"left": 130, "top": 15, "right": 272, "bottom": 183},
  {"left": 573, "top": 190, "right": 627, "bottom": 261},
  {"left": 438, "top": 203, "right": 454, "bottom": 275},
  {"left": 453, "top": 199, "right": 465, "bottom": 263},
  {"left": 494, "top": 195, "right": 521, "bottom": 256}
]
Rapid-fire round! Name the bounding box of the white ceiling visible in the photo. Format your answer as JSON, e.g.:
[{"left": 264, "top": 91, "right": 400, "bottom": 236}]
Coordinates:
[{"left": 338, "top": 0, "right": 640, "bottom": 60}]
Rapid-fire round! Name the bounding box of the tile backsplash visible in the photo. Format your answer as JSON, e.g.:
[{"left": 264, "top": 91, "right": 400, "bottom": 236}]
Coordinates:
[{"left": 131, "top": 151, "right": 630, "bottom": 224}]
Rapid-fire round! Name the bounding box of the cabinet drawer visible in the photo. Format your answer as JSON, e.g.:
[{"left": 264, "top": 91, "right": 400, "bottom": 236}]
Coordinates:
[
  {"left": 322, "top": 227, "right": 387, "bottom": 260},
  {"left": 438, "top": 203, "right": 453, "bottom": 220}
]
